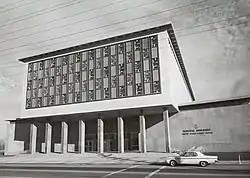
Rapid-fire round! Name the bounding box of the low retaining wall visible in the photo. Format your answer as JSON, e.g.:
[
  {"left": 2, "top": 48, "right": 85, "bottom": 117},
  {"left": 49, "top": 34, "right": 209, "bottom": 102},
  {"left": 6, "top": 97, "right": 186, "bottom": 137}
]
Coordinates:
[{"left": 205, "top": 152, "right": 250, "bottom": 161}]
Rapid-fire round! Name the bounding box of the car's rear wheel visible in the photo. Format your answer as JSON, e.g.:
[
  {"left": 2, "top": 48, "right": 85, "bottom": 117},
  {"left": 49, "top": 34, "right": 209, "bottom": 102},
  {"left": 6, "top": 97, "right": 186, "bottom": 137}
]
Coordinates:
[
  {"left": 170, "top": 160, "right": 177, "bottom": 167},
  {"left": 200, "top": 161, "right": 208, "bottom": 167}
]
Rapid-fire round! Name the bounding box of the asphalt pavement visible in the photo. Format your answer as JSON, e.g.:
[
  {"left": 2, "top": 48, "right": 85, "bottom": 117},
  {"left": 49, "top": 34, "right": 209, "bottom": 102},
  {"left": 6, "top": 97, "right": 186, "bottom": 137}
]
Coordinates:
[{"left": 0, "top": 164, "right": 249, "bottom": 178}]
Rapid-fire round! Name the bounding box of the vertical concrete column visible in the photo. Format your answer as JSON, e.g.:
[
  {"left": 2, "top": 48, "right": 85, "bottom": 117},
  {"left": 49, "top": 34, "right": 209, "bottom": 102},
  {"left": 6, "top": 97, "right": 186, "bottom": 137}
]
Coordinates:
[
  {"left": 163, "top": 109, "right": 171, "bottom": 153},
  {"left": 45, "top": 122, "right": 52, "bottom": 154},
  {"left": 61, "top": 121, "right": 68, "bottom": 154},
  {"left": 117, "top": 117, "right": 124, "bottom": 153},
  {"left": 97, "top": 118, "right": 104, "bottom": 153},
  {"left": 139, "top": 115, "right": 147, "bottom": 153},
  {"left": 29, "top": 123, "right": 37, "bottom": 154},
  {"left": 4, "top": 122, "right": 15, "bottom": 155},
  {"left": 78, "top": 120, "right": 85, "bottom": 153}
]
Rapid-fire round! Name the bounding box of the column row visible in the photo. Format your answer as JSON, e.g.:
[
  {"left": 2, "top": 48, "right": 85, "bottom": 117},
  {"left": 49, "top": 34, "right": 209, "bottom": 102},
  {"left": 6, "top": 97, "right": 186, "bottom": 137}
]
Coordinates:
[{"left": 29, "top": 115, "right": 148, "bottom": 154}]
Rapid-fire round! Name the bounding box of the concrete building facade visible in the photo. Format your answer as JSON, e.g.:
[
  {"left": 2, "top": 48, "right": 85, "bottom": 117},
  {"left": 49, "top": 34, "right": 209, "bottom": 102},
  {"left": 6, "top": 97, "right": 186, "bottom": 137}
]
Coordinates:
[
  {"left": 4, "top": 24, "right": 250, "bottom": 159},
  {"left": 172, "top": 97, "right": 250, "bottom": 160}
]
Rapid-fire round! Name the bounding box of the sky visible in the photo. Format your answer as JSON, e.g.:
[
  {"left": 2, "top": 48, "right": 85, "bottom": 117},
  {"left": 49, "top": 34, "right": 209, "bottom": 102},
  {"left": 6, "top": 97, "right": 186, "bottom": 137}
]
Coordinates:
[{"left": 0, "top": 0, "right": 249, "bottom": 139}]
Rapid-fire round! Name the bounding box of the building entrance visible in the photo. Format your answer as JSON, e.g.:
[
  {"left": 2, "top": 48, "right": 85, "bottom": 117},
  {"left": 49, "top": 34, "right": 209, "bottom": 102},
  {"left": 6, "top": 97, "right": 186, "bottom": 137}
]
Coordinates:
[
  {"left": 124, "top": 139, "right": 129, "bottom": 151},
  {"left": 125, "top": 132, "right": 139, "bottom": 151},
  {"left": 83, "top": 132, "right": 139, "bottom": 153},
  {"left": 104, "top": 139, "right": 113, "bottom": 152},
  {"left": 85, "top": 140, "right": 95, "bottom": 152}
]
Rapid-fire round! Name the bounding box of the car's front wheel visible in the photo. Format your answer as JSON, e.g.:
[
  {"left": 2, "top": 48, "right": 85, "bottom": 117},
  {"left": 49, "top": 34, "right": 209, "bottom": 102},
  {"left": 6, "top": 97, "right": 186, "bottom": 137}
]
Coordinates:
[
  {"left": 170, "top": 160, "right": 177, "bottom": 167},
  {"left": 200, "top": 161, "right": 208, "bottom": 167}
]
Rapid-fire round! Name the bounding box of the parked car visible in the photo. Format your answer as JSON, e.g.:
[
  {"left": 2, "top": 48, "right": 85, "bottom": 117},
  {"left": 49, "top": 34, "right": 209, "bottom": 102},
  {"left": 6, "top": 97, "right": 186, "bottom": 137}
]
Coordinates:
[{"left": 166, "top": 151, "right": 218, "bottom": 167}]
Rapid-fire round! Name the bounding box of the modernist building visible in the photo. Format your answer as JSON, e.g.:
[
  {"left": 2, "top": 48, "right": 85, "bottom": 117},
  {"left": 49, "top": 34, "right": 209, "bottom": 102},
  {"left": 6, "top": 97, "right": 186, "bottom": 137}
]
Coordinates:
[
  {"left": 5, "top": 24, "right": 250, "bottom": 158},
  {"left": 5, "top": 24, "right": 195, "bottom": 155}
]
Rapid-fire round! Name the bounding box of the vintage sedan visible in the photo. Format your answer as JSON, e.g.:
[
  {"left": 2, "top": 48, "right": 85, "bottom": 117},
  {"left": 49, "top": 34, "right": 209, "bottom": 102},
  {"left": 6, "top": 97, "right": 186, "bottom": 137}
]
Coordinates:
[{"left": 166, "top": 151, "right": 218, "bottom": 167}]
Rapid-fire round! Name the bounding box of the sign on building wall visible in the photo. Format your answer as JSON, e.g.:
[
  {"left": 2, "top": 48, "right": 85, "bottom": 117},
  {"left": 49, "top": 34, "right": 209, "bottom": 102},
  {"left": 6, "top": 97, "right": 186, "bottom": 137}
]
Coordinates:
[{"left": 182, "top": 124, "right": 213, "bottom": 136}]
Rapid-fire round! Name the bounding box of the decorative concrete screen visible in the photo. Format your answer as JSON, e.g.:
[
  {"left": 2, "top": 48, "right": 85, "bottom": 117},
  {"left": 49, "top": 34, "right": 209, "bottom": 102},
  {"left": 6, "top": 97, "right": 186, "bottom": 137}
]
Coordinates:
[{"left": 26, "top": 35, "right": 161, "bottom": 109}]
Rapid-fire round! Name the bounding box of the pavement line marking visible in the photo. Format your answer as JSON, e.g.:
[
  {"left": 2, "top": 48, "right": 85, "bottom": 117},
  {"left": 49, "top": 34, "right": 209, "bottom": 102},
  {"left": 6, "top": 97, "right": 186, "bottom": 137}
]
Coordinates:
[
  {"left": 0, "top": 177, "right": 29, "bottom": 178},
  {"left": 102, "top": 165, "right": 139, "bottom": 177},
  {"left": 0, "top": 169, "right": 111, "bottom": 174},
  {"left": 144, "top": 166, "right": 166, "bottom": 178},
  {"left": 0, "top": 169, "right": 249, "bottom": 177}
]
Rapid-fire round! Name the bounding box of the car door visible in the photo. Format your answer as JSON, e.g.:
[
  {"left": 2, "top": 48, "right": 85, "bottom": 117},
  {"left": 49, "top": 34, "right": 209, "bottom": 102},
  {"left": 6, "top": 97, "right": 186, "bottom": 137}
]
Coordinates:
[
  {"left": 180, "top": 152, "right": 199, "bottom": 165},
  {"left": 180, "top": 152, "right": 191, "bottom": 164},
  {"left": 190, "top": 152, "right": 199, "bottom": 164}
]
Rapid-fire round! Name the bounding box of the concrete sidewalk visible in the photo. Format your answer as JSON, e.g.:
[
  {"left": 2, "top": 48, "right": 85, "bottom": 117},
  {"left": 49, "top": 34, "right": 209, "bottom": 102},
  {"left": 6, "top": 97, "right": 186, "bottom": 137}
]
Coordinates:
[{"left": 0, "top": 152, "right": 249, "bottom": 165}]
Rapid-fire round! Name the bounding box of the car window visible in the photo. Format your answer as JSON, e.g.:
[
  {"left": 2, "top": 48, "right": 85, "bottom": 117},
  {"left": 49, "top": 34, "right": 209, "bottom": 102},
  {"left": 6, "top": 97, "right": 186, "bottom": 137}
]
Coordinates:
[
  {"left": 182, "top": 152, "right": 191, "bottom": 157},
  {"left": 181, "top": 152, "right": 198, "bottom": 157},
  {"left": 191, "top": 152, "right": 198, "bottom": 157},
  {"left": 179, "top": 152, "right": 186, "bottom": 156}
]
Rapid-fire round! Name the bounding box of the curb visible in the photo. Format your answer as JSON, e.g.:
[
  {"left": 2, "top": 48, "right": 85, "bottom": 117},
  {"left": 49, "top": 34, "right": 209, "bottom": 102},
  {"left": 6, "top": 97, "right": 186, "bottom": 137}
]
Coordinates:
[{"left": 217, "top": 161, "right": 250, "bottom": 165}]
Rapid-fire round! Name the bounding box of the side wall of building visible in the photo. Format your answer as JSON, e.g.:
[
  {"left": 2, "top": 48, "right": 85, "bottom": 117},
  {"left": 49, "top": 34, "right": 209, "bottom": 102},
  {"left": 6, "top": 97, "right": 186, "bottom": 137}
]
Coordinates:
[
  {"left": 158, "top": 32, "right": 193, "bottom": 105},
  {"left": 4, "top": 122, "right": 25, "bottom": 155},
  {"left": 146, "top": 114, "right": 166, "bottom": 152},
  {"left": 170, "top": 104, "right": 250, "bottom": 159}
]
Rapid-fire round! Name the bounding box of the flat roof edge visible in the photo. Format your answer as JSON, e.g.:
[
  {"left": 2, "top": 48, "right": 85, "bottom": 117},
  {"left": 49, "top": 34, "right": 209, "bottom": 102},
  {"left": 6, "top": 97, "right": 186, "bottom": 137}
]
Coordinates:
[
  {"left": 179, "top": 95, "right": 250, "bottom": 110},
  {"left": 18, "top": 24, "right": 172, "bottom": 63},
  {"left": 166, "top": 26, "right": 195, "bottom": 101}
]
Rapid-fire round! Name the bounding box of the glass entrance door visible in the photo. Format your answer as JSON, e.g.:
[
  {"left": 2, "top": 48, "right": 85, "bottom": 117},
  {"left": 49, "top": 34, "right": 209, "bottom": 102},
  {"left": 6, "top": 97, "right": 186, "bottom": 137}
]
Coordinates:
[
  {"left": 85, "top": 140, "right": 94, "bottom": 152},
  {"left": 104, "top": 139, "right": 112, "bottom": 152},
  {"left": 124, "top": 139, "right": 129, "bottom": 151}
]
